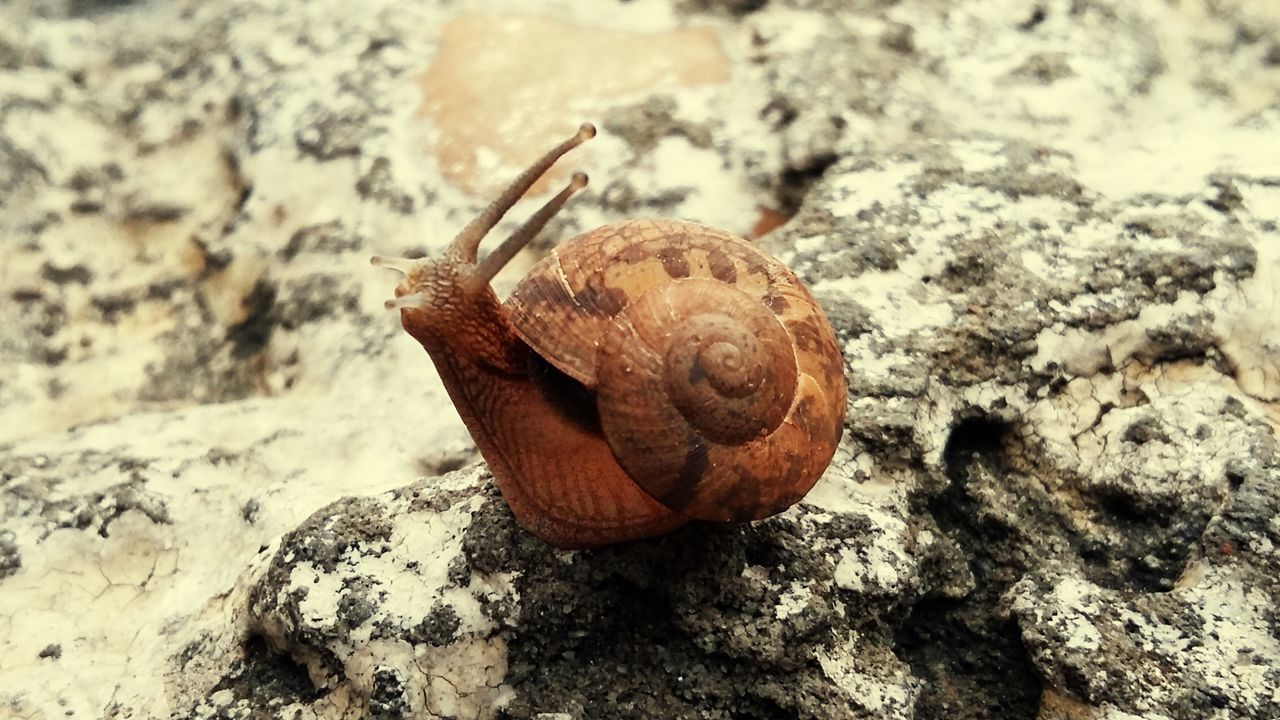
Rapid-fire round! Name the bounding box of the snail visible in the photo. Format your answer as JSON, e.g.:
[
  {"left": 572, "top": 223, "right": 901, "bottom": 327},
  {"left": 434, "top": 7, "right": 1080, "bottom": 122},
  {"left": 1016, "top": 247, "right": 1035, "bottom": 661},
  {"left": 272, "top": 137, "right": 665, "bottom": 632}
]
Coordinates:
[{"left": 372, "top": 124, "right": 846, "bottom": 548}]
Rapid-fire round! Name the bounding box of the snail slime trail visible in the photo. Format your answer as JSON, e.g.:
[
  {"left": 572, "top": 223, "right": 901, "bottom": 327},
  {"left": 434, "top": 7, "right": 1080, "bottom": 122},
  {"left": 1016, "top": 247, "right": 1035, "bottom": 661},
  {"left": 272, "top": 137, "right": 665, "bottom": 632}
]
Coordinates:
[{"left": 373, "top": 124, "right": 847, "bottom": 548}]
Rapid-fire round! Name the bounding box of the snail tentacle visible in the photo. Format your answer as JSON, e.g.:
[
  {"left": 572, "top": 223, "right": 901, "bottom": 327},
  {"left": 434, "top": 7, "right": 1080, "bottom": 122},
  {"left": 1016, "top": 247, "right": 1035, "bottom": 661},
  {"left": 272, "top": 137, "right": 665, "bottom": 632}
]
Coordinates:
[
  {"left": 370, "top": 255, "right": 420, "bottom": 276},
  {"left": 450, "top": 124, "right": 595, "bottom": 262},
  {"left": 471, "top": 172, "right": 589, "bottom": 289}
]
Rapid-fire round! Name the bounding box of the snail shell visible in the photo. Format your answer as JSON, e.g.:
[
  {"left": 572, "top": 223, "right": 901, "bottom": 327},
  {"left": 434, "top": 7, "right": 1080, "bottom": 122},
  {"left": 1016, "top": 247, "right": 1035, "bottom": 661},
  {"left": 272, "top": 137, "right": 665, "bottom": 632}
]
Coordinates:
[{"left": 506, "top": 218, "right": 847, "bottom": 523}]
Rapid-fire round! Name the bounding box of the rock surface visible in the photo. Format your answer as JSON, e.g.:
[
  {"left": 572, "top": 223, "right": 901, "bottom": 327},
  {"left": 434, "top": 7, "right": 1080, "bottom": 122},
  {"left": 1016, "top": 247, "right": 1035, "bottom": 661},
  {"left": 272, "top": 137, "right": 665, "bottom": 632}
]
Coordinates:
[{"left": 1, "top": 0, "right": 1278, "bottom": 718}]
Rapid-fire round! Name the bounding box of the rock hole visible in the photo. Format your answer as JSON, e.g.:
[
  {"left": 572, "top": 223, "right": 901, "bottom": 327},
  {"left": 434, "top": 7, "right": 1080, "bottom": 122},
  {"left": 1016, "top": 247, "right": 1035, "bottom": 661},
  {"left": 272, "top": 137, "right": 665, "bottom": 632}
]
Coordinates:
[
  {"left": 193, "top": 634, "right": 323, "bottom": 711},
  {"left": 895, "top": 415, "right": 1042, "bottom": 720},
  {"left": 775, "top": 154, "right": 839, "bottom": 221},
  {"left": 1080, "top": 484, "right": 1212, "bottom": 593},
  {"left": 226, "top": 278, "right": 279, "bottom": 359}
]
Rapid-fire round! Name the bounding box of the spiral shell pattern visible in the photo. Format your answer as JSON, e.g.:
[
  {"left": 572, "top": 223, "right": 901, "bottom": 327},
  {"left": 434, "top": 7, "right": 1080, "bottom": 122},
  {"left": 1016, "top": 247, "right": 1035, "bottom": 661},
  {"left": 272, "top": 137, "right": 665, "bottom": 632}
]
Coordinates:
[
  {"left": 506, "top": 219, "right": 846, "bottom": 522},
  {"left": 606, "top": 280, "right": 797, "bottom": 447}
]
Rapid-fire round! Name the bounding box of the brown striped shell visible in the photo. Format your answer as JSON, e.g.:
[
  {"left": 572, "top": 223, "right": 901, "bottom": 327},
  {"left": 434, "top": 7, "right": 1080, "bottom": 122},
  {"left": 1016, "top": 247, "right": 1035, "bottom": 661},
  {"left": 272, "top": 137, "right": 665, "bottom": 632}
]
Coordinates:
[{"left": 506, "top": 219, "right": 846, "bottom": 523}]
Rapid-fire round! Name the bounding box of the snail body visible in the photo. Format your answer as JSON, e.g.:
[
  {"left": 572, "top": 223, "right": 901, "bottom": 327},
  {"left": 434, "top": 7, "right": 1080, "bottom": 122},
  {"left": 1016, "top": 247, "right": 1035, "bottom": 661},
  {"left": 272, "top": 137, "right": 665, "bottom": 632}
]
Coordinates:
[{"left": 374, "top": 125, "right": 845, "bottom": 548}]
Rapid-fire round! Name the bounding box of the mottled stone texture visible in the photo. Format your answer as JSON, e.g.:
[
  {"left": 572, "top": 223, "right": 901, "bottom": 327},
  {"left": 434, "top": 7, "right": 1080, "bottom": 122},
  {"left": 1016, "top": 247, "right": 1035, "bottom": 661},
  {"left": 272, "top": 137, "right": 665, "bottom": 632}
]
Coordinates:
[{"left": 2, "top": 0, "right": 1278, "bottom": 718}]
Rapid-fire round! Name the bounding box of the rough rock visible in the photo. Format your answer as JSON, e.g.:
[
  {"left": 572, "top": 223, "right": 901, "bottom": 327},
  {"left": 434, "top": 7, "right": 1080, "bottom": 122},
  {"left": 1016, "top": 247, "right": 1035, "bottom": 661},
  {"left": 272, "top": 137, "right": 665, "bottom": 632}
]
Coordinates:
[
  {"left": 1, "top": 0, "right": 1278, "bottom": 718},
  {"left": 222, "top": 467, "right": 915, "bottom": 719}
]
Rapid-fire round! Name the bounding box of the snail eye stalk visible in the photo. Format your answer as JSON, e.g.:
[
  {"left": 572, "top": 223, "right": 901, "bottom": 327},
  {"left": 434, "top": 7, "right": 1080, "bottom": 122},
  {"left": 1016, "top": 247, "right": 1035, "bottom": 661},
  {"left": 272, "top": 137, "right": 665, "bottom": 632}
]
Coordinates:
[
  {"left": 470, "top": 172, "right": 589, "bottom": 289},
  {"left": 448, "top": 123, "right": 596, "bottom": 263}
]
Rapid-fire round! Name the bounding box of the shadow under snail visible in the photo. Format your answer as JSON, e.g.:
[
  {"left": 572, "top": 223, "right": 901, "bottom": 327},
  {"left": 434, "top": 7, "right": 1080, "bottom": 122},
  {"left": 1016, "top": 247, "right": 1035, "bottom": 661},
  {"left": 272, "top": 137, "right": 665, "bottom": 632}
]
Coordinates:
[{"left": 373, "top": 124, "right": 846, "bottom": 549}]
